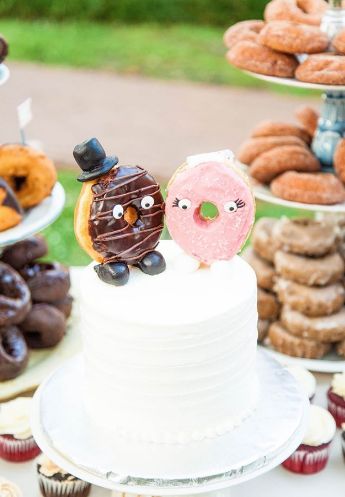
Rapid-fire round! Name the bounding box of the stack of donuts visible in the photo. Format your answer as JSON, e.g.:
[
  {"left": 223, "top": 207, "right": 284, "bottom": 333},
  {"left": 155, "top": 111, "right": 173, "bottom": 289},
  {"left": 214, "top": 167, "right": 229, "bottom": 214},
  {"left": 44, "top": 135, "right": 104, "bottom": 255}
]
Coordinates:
[
  {"left": 238, "top": 104, "right": 345, "bottom": 205},
  {"left": 224, "top": 0, "right": 345, "bottom": 86},
  {"left": 244, "top": 216, "right": 345, "bottom": 359},
  {"left": 0, "top": 144, "right": 57, "bottom": 232},
  {"left": 0, "top": 235, "right": 72, "bottom": 381}
]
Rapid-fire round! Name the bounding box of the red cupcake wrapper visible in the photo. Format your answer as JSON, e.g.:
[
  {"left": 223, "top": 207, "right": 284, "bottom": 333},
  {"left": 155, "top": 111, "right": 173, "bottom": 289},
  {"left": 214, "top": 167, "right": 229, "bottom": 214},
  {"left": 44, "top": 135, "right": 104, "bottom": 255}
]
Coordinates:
[
  {"left": 0, "top": 434, "right": 41, "bottom": 462},
  {"left": 327, "top": 388, "right": 345, "bottom": 428},
  {"left": 282, "top": 442, "right": 331, "bottom": 475}
]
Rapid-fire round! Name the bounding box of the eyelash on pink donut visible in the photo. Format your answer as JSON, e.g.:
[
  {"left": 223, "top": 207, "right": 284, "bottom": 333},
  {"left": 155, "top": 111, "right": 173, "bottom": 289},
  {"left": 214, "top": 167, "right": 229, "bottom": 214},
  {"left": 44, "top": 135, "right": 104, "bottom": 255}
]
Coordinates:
[
  {"left": 235, "top": 198, "right": 245, "bottom": 209},
  {"left": 172, "top": 197, "right": 180, "bottom": 207}
]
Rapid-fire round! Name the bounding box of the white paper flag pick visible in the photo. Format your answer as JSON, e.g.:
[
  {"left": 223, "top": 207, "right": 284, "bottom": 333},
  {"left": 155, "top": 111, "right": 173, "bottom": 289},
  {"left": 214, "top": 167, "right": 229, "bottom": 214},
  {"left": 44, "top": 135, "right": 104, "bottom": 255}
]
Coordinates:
[{"left": 17, "top": 98, "right": 32, "bottom": 143}]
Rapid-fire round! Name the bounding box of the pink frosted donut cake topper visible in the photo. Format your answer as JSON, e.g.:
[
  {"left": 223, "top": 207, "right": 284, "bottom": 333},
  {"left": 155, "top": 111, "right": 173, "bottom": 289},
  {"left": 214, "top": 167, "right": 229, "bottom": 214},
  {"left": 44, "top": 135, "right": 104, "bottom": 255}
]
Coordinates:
[{"left": 166, "top": 150, "right": 255, "bottom": 265}]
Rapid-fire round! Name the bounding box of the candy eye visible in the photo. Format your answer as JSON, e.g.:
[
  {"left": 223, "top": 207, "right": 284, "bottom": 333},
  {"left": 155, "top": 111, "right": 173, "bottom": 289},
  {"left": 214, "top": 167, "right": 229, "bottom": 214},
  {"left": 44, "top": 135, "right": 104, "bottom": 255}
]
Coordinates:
[
  {"left": 141, "top": 195, "right": 154, "bottom": 209},
  {"left": 173, "top": 198, "right": 191, "bottom": 210},
  {"left": 224, "top": 201, "right": 238, "bottom": 213},
  {"left": 112, "top": 204, "right": 124, "bottom": 219}
]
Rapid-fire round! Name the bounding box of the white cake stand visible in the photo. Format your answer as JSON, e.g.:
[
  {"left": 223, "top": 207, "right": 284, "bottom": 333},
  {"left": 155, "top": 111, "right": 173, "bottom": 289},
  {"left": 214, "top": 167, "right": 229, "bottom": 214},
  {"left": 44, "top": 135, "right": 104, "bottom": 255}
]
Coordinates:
[
  {"left": 0, "top": 64, "right": 10, "bottom": 86},
  {"left": 31, "top": 349, "right": 308, "bottom": 496}
]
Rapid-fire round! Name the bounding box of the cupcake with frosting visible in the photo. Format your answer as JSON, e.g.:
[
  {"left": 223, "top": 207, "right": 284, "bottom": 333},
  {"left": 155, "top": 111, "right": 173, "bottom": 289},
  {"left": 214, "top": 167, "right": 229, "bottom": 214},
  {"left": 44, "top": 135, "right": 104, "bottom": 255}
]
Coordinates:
[
  {"left": 328, "top": 372, "right": 345, "bottom": 427},
  {"left": 37, "top": 454, "right": 91, "bottom": 497},
  {"left": 0, "top": 397, "right": 40, "bottom": 462},
  {"left": 282, "top": 405, "right": 336, "bottom": 474},
  {"left": 287, "top": 365, "right": 316, "bottom": 402}
]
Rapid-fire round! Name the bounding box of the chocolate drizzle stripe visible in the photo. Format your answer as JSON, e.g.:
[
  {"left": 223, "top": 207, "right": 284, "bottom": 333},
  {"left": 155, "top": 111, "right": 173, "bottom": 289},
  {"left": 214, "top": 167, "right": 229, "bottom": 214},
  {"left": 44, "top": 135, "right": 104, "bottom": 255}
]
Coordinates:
[
  {"left": 93, "top": 183, "right": 159, "bottom": 202},
  {"left": 96, "top": 224, "right": 164, "bottom": 242},
  {"left": 93, "top": 171, "right": 147, "bottom": 198},
  {"left": 104, "top": 228, "right": 163, "bottom": 262},
  {"left": 93, "top": 187, "right": 160, "bottom": 205}
]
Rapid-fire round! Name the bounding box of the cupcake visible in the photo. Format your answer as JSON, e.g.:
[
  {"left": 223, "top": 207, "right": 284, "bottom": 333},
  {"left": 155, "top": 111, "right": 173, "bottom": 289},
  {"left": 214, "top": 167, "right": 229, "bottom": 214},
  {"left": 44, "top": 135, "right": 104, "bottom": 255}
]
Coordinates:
[
  {"left": 37, "top": 454, "right": 91, "bottom": 497},
  {"left": 328, "top": 372, "right": 345, "bottom": 427},
  {"left": 287, "top": 365, "right": 316, "bottom": 402},
  {"left": 0, "top": 397, "right": 41, "bottom": 462},
  {"left": 282, "top": 405, "right": 336, "bottom": 474},
  {"left": 0, "top": 477, "right": 22, "bottom": 496}
]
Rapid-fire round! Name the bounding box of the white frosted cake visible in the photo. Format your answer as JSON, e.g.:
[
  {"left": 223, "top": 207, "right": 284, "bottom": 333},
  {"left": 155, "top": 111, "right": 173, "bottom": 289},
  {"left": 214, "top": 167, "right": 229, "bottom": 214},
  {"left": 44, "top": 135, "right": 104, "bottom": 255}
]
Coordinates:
[{"left": 80, "top": 240, "right": 258, "bottom": 444}]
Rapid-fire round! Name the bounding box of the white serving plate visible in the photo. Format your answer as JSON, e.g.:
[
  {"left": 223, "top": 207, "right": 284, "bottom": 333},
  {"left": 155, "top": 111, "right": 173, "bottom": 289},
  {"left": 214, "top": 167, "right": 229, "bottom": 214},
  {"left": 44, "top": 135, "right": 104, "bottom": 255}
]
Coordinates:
[{"left": 243, "top": 71, "right": 345, "bottom": 92}]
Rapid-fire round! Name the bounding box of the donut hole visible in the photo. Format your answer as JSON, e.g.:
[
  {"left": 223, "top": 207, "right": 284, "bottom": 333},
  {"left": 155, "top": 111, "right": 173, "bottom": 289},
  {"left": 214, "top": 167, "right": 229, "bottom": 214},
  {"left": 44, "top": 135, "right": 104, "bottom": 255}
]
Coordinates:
[
  {"left": 194, "top": 202, "right": 219, "bottom": 227},
  {"left": 13, "top": 176, "right": 26, "bottom": 192}
]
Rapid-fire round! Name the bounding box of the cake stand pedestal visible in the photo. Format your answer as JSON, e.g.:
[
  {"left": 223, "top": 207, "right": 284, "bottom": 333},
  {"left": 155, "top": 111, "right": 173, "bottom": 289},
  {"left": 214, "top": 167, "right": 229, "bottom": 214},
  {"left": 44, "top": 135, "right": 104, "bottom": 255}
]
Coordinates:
[{"left": 31, "top": 349, "right": 308, "bottom": 496}]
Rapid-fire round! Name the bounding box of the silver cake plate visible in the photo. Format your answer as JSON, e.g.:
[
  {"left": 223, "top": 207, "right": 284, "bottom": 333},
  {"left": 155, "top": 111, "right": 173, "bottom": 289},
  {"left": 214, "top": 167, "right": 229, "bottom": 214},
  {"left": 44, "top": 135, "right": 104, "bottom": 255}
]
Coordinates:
[{"left": 32, "top": 350, "right": 308, "bottom": 495}]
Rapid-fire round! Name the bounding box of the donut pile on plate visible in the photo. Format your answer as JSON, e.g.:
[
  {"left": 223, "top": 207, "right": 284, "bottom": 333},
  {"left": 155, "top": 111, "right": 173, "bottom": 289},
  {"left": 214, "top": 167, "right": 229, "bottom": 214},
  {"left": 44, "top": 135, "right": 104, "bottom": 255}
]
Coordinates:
[
  {"left": 0, "top": 235, "right": 73, "bottom": 381},
  {"left": 224, "top": 0, "right": 345, "bottom": 85},
  {"left": 237, "top": 105, "right": 345, "bottom": 205},
  {"left": 243, "top": 216, "right": 345, "bottom": 359},
  {"left": 0, "top": 144, "right": 57, "bottom": 232}
]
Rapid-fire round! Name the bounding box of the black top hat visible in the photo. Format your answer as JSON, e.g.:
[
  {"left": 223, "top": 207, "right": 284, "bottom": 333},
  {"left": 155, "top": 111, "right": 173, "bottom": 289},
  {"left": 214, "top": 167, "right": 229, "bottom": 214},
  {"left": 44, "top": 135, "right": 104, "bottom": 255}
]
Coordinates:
[{"left": 73, "top": 138, "right": 118, "bottom": 182}]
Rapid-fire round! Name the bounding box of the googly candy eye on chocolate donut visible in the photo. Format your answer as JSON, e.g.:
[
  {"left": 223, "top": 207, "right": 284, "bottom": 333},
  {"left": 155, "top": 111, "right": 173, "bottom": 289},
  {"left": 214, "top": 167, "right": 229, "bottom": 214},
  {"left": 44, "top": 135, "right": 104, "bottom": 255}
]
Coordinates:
[
  {"left": 74, "top": 138, "right": 166, "bottom": 286},
  {"left": 166, "top": 150, "right": 255, "bottom": 268}
]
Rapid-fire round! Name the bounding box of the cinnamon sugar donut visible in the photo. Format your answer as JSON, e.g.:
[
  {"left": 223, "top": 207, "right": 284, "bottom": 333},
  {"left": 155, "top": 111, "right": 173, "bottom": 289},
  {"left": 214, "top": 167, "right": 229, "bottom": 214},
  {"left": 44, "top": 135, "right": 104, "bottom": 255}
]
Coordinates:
[
  {"left": 250, "top": 145, "right": 320, "bottom": 184},
  {"left": 295, "top": 105, "right": 319, "bottom": 137},
  {"left": 274, "top": 250, "right": 344, "bottom": 286},
  {"left": 273, "top": 218, "right": 337, "bottom": 256},
  {"left": 332, "top": 29, "right": 345, "bottom": 54},
  {"left": 275, "top": 278, "right": 345, "bottom": 317},
  {"left": 224, "top": 20, "right": 265, "bottom": 49},
  {"left": 241, "top": 247, "right": 276, "bottom": 291},
  {"left": 296, "top": 54, "right": 345, "bottom": 85},
  {"left": 281, "top": 305, "right": 345, "bottom": 343},
  {"left": 258, "top": 319, "right": 270, "bottom": 342},
  {"left": 334, "top": 139, "right": 345, "bottom": 184},
  {"left": 259, "top": 21, "right": 328, "bottom": 54},
  {"left": 268, "top": 321, "right": 331, "bottom": 359},
  {"left": 271, "top": 171, "right": 345, "bottom": 205},
  {"left": 226, "top": 40, "right": 298, "bottom": 78},
  {"left": 258, "top": 288, "right": 280, "bottom": 320},
  {"left": 237, "top": 135, "right": 307, "bottom": 165},
  {"left": 264, "top": 0, "right": 328, "bottom": 26},
  {"left": 251, "top": 217, "right": 279, "bottom": 262},
  {"left": 337, "top": 339, "right": 345, "bottom": 357},
  {"left": 252, "top": 121, "right": 311, "bottom": 144}
]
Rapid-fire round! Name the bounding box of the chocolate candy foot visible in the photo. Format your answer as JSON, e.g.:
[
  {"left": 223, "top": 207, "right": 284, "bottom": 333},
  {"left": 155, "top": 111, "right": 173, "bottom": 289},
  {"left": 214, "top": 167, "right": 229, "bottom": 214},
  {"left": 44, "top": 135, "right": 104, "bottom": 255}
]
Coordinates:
[
  {"left": 135, "top": 251, "right": 166, "bottom": 276},
  {"left": 94, "top": 262, "right": 129, "bottom": 286}
]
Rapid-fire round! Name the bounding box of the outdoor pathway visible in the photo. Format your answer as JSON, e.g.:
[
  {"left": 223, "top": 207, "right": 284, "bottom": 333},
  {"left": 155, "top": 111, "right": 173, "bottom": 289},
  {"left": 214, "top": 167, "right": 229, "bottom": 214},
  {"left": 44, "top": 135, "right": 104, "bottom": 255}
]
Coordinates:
[{"left": 1, "top": 62, "right": 319, "bottom": 180}]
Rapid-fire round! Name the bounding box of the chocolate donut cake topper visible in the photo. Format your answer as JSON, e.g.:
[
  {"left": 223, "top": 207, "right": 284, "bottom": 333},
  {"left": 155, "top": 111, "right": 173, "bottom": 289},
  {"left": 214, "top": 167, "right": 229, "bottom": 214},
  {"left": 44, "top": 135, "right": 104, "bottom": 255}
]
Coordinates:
[
  {"left": 74, "top": 138, "right": 166, "bottom": 286},
  {"left": 166, "top": 150, "right": 255, "bottom": 267}
]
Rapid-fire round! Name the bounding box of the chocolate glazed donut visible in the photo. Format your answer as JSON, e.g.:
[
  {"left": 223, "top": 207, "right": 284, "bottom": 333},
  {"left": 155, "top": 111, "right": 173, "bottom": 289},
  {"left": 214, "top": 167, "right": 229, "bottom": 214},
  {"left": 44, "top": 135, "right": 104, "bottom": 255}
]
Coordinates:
[
  {"left": 20, "top": 262, "right": 70, "bottom": 303},
  {"left": 20, "top": 304, "right": 66, "bottom": 348},
  {"left": 1, "top": 236, "right": 48, "bottom": 270},
  {"left": 0, "top": 326, "right": 28, "bottom": 381},
  {"left": 0, "top": 263, "right": 31, "bottom": 326}
]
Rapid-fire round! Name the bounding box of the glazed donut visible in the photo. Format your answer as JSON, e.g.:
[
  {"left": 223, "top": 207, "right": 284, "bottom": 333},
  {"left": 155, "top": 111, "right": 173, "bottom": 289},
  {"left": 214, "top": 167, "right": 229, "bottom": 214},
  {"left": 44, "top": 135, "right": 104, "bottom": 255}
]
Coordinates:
[
  {"left": 258, "top": 21, "right": 328, "bottom": 54},
  {"left": 20, "top": 304, "right": 66, "bottom": 349},
  {"left": 258, "top": 319, "right": 270, "bottom": 343},
  {"left": 50, "top": 294, "right": 73, "bottom": 318},
  {"left": 0, "top": 178, "right": 23, "bottom": 232},
  {"left": 274, "top": 250, "right": 344, "bottom": 286},
  {"left": 0, "top": 263, "right": 31, "bottom": 326},
  {"left": 281, "top": 305, "right": 345, "bottom": 343},
  {"left": 275, "top": 278, "right": 345, "bottom": 317},
  {"left": 223, "top": 20, "right": 265, "bottom": 49},
  {"left": 334, "top": 139, "right": 345, "bottom": 184},
  {"left": 268, "top": 321, "right": 331, "bottom": 359},
  {"left": 273, "top": 217, "right": 337, "bottom": 256},
  {"left": 166, "top": 155, "right": 255, "bottom": 265},
  {"left": 296, "top": 54, "right": 345, "bottom": 85},
  {"left": 1, "top": 235, "right": 48, "bottom": 270},
  {"left": 337, "top": 339, "right": 345, "bottom": 357},
  {"left": 258, "top": 288, "right": 280, "bottom": 320},
  {"left": 251, "top": 217, "right": 279, "bottom": 262},
  {"left": 237, "top": 135, "right": 307, "bottom": 165},
  {"left": 241, "top": 247, "right": 276, "bottom": 291},
  {"left": 0, "top": 144, "right": 57, "bottom": 209},
  {"left": 0, "top": 326, "right": 28, "bottom": 381},
  {"left": 250, "top": 145, "right": 320, "bottom": 184},
  {"left": 251, "top": 121, "right": 311, "bottom": 144},
  {"left": 226, "top": 41, "right": 298, "bottom": 78},
  {"left": 271, "top": 171, "right": 345, "bottom": 205},
  {"left": 295, "top": 105, "right": 319, "bottom": 137},
  {"left": 19, "top": 262, "right": 70, "bottom": 303},
  {"left": 332, "top": 29, "right": 345, "bottom": 54},
  {"left": 264, "top": 0, "right": 328, "bottom": 26}
]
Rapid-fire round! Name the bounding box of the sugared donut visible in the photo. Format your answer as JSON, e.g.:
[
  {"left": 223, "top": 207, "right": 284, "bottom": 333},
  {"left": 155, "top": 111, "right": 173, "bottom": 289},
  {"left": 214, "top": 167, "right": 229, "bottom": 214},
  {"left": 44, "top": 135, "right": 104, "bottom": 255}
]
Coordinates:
[
  {"left": 264, "top": 0, "right": 328, "bottom": 26},
  {"left": 258, "top": 21, "right": 328, "bottom": 54},
  {"left": 1, "top": 236, "right": 48, "bottom": 270},
  {"left": 258, "top": 288, "right": 280, "bottom": 320},
  {"left": 251, "top": 121, "right": 311, "bottom": 144},
  {"left": 166, "top": 153, "right": 255, "bottom": 265},
  {"left": 251, "top": 217, "right": 279, "bottom": 262},
  {"left": 226, "top": 40, "right": 298, "bottom": 78},
  {"left": 258, "top": 319, "right": 270, "bottom": 343},
  {"left": 19, "top": 262, "right": 70, "bottom": 303},
  {"left": 0, "top": 263, "right": 31, "bottom": 327},
  {"left": 250, "top": 145, "right": 320, "bottom": 184},
  {"left": 20, "top": 304, "right": 66, "bottom": 349},
  {"left": 237, "top": 135, "right": 307, "bottom": 165},
  {"left": 337, "top": 339, "right": 345, "bottom": 357},
  {"left": 334, "top": 139, "right": 345, "bottom": 184},
  {"left": 0, "top": 178, "right": 23, "bottom": 232},
  {"left": 295, "top": 105, "right": 319, "bottom": 137},
  {"left": 271, "top": 171, "right": 345, "bottom": 205},
  {"left": 0, "top": 326, "right": 28, "bottom": 381},
  {"left": 332, "top": 29, "right": 345, "bottom": 54},
  {"left": 296, "top": 54, "right": 345, "bottom": 85},
  {"left": 0, "top": 144, "right": 57, "bottom": 209},
  {"left": 241, "top": 247, "right": 276, "bottom": 291},
  {"left": 223, "top": 20, "right": 265, "bottom": 49}
]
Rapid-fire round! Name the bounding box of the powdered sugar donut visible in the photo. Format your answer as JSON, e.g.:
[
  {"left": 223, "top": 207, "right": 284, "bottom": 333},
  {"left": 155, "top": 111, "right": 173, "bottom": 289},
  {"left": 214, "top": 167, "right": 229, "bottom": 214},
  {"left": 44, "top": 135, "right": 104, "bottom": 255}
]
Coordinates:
[{"left": 166, "top": 151, "right": 255, "bottom": 265}]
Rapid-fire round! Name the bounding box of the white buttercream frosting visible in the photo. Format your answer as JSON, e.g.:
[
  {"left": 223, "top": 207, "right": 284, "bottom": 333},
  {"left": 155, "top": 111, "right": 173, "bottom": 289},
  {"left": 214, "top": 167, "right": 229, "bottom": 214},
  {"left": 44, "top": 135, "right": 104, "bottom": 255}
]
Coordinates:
[
  {"left": 0, "top": 478, "right": 22, "bottom": 497},
  {"left": 303, "top": 405, "right": 336, "bottom": 446},
  {"left": 286, "top": 366, "right": 316, "bottom": 400},
  {"left": 186, "top": 150, "right": 234, "bottom": 168},
  {"left": 331, "top": 372, "right": 345, "bottom": 398},
  {"left": 0, "top": 397, "right": 32, "bottom": 440},
  {"left": 80, "top": 240, "right": 259, "bottom": 444}
]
